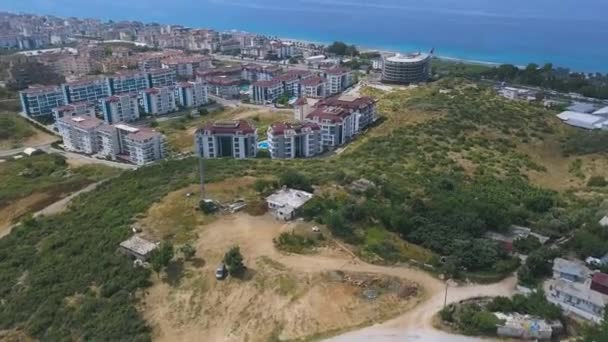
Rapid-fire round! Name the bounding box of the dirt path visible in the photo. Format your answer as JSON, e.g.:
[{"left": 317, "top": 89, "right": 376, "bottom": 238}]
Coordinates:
[
  {"left": 147, "top": 213, "right": 516, "bottom": 341},
  {"left": 34, "top": 181, "right": 103, "bottom": 217}
]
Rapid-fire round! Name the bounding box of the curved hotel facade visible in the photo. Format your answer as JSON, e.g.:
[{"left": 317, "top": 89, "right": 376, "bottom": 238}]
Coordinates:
[{"left": 381, "top": 53, "right": 431, "bottom": 84}]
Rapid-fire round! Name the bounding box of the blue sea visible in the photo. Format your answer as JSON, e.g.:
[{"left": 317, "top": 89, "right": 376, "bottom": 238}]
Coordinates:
[{"left": 3, "top": 0, "right": 608, "bottom": 72}]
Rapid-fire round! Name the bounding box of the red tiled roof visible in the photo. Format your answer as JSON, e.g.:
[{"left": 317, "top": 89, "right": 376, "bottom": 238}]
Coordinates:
[
  {"left": 593, "top": 273, "right": 608, "bottom": 287},
  {"left": 126, "top": 127, "right": 162, "bottom": 142},
  {"left": 59, "top": 116, "right": 103, "bottom": 130},
  {"left": 324, "top": 66, "right": 351, "bottom": 75},
  {"left": 269, "top": 122, "right": 320, "bottom": 135},
  {"left": 199, "top": 120, "right": 255, "bottom": 135},
  {"left": 253, "top": 79, "right": 281, "bottom": 88},
  {"left": 306, "top": 106, "right": 350, "bottom": 123},
  {"left": 317, "top": 95, "right": 376, "bottom": 109},
  {"left": 207, "top": 76, "right": 241, "bottom": 86},
  {"left": 294, "top": 97, "right": 308, "bottom": 106},
  {"left": 300, "top": 76, "right": 325, "bottom": 87}
]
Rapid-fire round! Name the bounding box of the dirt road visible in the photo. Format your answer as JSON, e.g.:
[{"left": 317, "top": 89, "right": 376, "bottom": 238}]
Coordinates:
[{"left": 147, "top": 213, "right": 516, "bottom": 341}]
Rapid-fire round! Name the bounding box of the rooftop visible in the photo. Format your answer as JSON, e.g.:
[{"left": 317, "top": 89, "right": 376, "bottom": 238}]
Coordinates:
[
  {"left": 126, "top": 127, "right": 162, "bottom": 142},
  {"left": 59, "top": 115, "right": 104, "bottom": 130},
  {"left": 557, "top": 111, "right": 608, "bottom": 128},
  {"left": 551, "top": 277, "right": 608, "bottom": 307},
  {"left": 300, "top": 76, "right": 325, "bottom": 87},
  {"left": 553, "top": 258, "right": 590, "bottom": 279},
  {"left": 266, "top": 188, "right": 314, "bottom": 210},
  {"left": 567, "top": 102, "right": 598, "bottom": 114},
  {"left": 385, "top": 52, "right": 431, "bottom": 63},
  {"left": 269, "top": 122, "right": 320, "bottom": 135},
  {"left": 253, "top": 79, "right": 282, "bottom": 88},
  {"left": 200, "top": 120, "right": 256, "bottom": 135},
  {"left": 119, "top": 235, "right": 157, "bottom": 257}
]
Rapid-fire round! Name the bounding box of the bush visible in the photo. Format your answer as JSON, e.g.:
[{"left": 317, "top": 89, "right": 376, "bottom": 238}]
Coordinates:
[
  {"left": 587, "top": 176, "right": 608, "bottom": 187},
  {"left": 199, "top": 199, "right": 219, "bottom": 214},
  {"left": 180, "top": 243, "right": 196, "bottom": 260},
  {"left": 513, "top": 236, "right": 542, "bottom": 254},
  {"left": 224, "top": 246, "right": 245, "bottom": 277},
  {"left": 279, "top": 169, "right": 313, "bottom": 192},
  {"left": 274, "top": 232, "right": 317, "bottom": 253}
]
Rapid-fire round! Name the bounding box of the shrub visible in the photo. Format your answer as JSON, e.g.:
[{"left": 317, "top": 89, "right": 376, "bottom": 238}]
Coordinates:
[
  {"left": 274, "top": 232, "right": 317, "bottom": 253},
  {"left": 588, "top": 176, "right": 608, "bottom": 187},
  {"left": 224, "top": 246, "right": 245, "bottom": 277}
]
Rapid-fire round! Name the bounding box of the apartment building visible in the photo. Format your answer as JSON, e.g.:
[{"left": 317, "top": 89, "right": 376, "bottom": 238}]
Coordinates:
[
  {"left": 107, "top": 70, "right": 150, "bottom": 95},
  {"left": 19, "top": 85, "right": 65, "bottom": 118},
  {"left": 142, "top": 87, "right": 177, "bottom": 115},
  {"left": 323, "top": 67, "right": 354, "bottom": 96},
  {"left": 52, "top": 101, "right": 96, "bottom": 123},
  {"left": 241, "top": 64, "right": 281, "bottom": 82},
  {"left": 300, "top": 76, "right": 326, "bottom": 98},
  {"left": 251, "top": 79, "right": 284, "bottom": 104},
  {"left": 194, "top": 120, "right": 257, "bottom": 159},
  {"left": 62, "top": 77, "right": 111, "bottom": 104},
  {"left": 176, "top": 81, "right": 209, "bottom": 108},
  {"left": 147, "top": 68, "right": 177, "bottom": 88},
  {"left": 97, "top": 123, "right": 166, "bottom": 166},
  {"left": 100, "top": 93, "right": 140, "bottom": 124},
  {"left": 207, "top": 76, "right": 241, "bottom": 99},
  {"left": 277, "top": 70, "right": 313, "bottom": 98},
  {"left": 162, "top": 56, "right": 212, "bottom": 78},
  {"left": 267, "top": 122, "right": 322, "bottom": 159},
  {"left": 296, "top": 95, "right": 377, "bottom": 148},
  {"left": 56, "top": 116, "right": 104, "bottom": 154},
  {"left": 545, "top": 258, "right": 608, "bottom": 323}
]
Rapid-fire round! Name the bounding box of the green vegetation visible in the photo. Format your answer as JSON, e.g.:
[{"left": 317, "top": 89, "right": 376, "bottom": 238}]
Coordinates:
[
  {"left": 279, "top": 169, "right": 313, "bottom": 192},
  {"left": 518, "top": 246, "right": 562, "bottom": 286},
  {"left": 579, "top": 311, "right": 608, "bottom": 341},
  {"left": 274, "top": 231, "right": 322, "bottom": 254},
  {"left": 150, "top": 241, "right": 174, "bottom": 277},
  {"left": 513, "top": 235, "right": 542, "bottom": 254},
  {"left": 0, "top": 114, "right": 35, "bottom": 142},
  {"left": 562, "top": 130, "right": 608, "bottom": 155},
  {"left": 441, "top": 292, "right": 561, "bottom": 336},
  {"left": 326, "top": 41, "right": 359, "bottom": 56},
  {"left": 180, "top": 243, "right": 196, "bottom": 261},
  {"left": 224, "top": 245, "right": 246, "bottom": 277}
]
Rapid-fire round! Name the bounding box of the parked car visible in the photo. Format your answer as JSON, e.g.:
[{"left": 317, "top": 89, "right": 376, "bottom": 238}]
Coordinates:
[{"left": 215, "top": 263, "right": 227, "bottom": 280}]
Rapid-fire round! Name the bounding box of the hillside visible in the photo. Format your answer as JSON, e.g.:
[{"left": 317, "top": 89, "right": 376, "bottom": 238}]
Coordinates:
[{"left": 1, "top": 79, "right": 607, "bottom": 340}]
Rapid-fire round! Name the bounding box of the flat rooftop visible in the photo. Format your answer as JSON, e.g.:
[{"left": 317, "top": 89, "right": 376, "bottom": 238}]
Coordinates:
[{"left": 385, "top": 53, "right": 431, "bottom": 63}]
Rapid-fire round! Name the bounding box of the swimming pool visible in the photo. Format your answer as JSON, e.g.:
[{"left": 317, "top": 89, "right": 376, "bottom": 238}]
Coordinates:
[{"left": 258, "top": 140, "right": 269, "bottom": 150}]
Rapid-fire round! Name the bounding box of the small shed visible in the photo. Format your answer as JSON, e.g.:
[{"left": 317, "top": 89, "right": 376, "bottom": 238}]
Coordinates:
[
  {"left": 119, "top": 235, "right": 158, "bottom": 261},
  {"left": 266, "top": 187, "right": 313, "bottom": 221}
]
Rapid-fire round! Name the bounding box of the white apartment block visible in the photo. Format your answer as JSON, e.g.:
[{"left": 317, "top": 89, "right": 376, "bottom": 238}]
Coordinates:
[
  {"left": 142, "top": 87, "right": 177, "bottom": 115},
  {"left": 62, "top": 77, "right": 111, "bottom": 104},
  {"left": 300, "top": 76, "right": 327, "bottom": 98},
  {"left": 177, "top": 81, "right": 209, "bottom": 108},
  {"left": 195, "top": 120, "right": 257, "bottom": 159},
  {"left": 100, "top": 94, "right": 140, "bottom": 124},
  {"left": 97, "top": 124, "right": 166, "bottom": 166},
  {"left": 56, "top": 116, "right": 104, "bottom": 154},
  {"left": 324, "top": 67, "right": 354, "bottom": 96},
  {"left": 267, "top": 122, "right": 322, "bottom": 159},
  {"left": 252, "top": 79, "right": 284, "bottom": 104}
]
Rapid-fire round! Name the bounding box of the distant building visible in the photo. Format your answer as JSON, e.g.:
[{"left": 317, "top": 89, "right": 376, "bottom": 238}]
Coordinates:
[
  {"left": 382, "top": 53, "right": 431, "bottom": 84},
  {"left": 556, "top": 111, "right": 608, "bottom": 130},
  {"left": 56, "top": 116, "right": 104, "bottom": 154},
  {"left": 567, "top": 102, "right": 598, "bottom": 114},
  {"left": 19, "top": 85, "right": 65, "bottom": 118},
  {"left": 323, "top": 67, "right": 353, "bottom": 96},
  {"left": 62, "top": 77, "right": 111, "bottom": 104},
  {"left": 206, "top": 76, "right": 241, "bottom": 99},
  {"left": 194, "top": 120, "right": 257, "bottom": 159},
  {"left": 266, "top": 187, "right": 314, "bottom": 220},
  {"left": 142, "top": 87, "right": 177, "bottom": 115},
  {"left": 252, "top": 79, "right": 283, "bottom": 104},
  {"left": 300, "top": 76, "right": 326, "bottom": 99},
  {"left": 100, "top": 93, "right": 140, "bottom": 124},
  {"left": 241, "top": 63, "right": 281, "bottom": 82},
  {"left": 108, "top": 70, "right": 150, "bottom": 95},
  {"left": 267, "top": 122, "right": 322, "bottom": 159},
  {"left": 498, "top": 86, "right": 536, "bottom": 101},
  {"left": 162, "top": 56, "right": 212, "bottom": 78},
  {"left": 52, "top": 101, "right": 96, "bottom": 123},
  {"left": 176, "top": 81, "right": 209, "bottom": 108},
  {"left": 147, "top": 68, "right": 177, "bottom": 88},
  {"left": 494, "top": 312, "right": 553, "bottom": 340},
  {"left": 276, "top": 70, "right": 313, "bottom": 98}
]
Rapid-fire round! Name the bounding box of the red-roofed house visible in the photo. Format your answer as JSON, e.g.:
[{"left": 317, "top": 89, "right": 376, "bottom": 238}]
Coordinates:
[
  {"left": 267, "top": 122, "right": 322, "bottom": 159},
  {"left": 195, "top": 120, "right": 257, "bottom": 159}
]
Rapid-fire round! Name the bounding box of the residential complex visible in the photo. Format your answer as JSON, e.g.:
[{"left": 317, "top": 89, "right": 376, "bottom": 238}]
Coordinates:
[
  {"left": 100, "top": 94, "right": 140, "bottom": 124},
  {"left": 252, "top": 79, "right": 284, "bottom": 104},
  {"left": 142, "top": 87, "right": 177, "bottom": 115},
  {"left": 58, "top": 115, "right": 166, "bottom": 165},
  {"left": 57, "top": 116, "right": 104, "bottom": 154},
  {"left": 52, "top": 101, "right": 96, "bottom": 123},
  {"left": 206, "top": 76, "right": 241, "bottom": 99},
  {"left": 381, "top": 53, "right": 432, "bottom": 84},
  {"left": 147, "top": 68, "right": 177, "bottom": 88},
  {"left": 177, "top": 81, "right": 209, "bottom": 108},
  {"left": 19, "top": 85, "right": 65, "bottom": 118},
  {"left": 162, "top": 56, "right": 212, "bottom": 78},
  {"left": 323, "top": 67, "right": 354, "bottom": 96},
  {"left": 267, "top": 122, "right": 322, "bottom": 159},
  {"left": 300, "top": 76, "right": 326, "bottom": 99},
  {"left": 62, "top": 77, "right": 110, "bottom": 104},
  {"left": 294, "top": 95, "right": 377, "bottom": 148},
  {"left": 194, "top": 120, "right": 257, "bottom": 159},
  {"left": 107, "top": 70, "right": 150, "bottom": 95}
]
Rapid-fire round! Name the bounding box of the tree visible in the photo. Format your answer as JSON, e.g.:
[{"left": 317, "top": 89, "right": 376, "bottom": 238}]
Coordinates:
[
  {"left": 150, "top": 242, "right": 174, "bottom": 278},
  {"left": 224, "top": 246, "right": 245, "bottom": 277},
  {"left": 198, "top": 108, "right": 209, "bottom": 116},
  {"left": 578, "top": 310, "right": 608, "bottom": 341},
  {"left": 180, "top": 244, "right": 196, "bottom": 261},
  {"left": 279, "top": 169, "right": 313, "bottom": 192},
  {"left": 513, "top": 236, "right": 542, "bottom": 254}
]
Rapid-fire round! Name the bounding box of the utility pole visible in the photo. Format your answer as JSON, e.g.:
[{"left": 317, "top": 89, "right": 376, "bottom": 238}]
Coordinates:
[
  {"left": 443, "top": 279, "right": 449, "bottom": 308},
  {"left": 199, "top": 154, "right": 205, "bottom": 199}
]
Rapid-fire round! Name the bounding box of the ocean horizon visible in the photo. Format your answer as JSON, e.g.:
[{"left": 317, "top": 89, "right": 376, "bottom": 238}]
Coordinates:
[{"left": 3, "top": 0, "right": 608, "bottom": 72}]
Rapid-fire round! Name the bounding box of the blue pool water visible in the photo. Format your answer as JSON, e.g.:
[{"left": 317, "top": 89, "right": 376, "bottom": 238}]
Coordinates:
[
  {"left": 258, "top": 140, "right": 269, "bottom": 150},
  {"left": 6, "top": 0, "right": 608, "bottom": 72}
]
